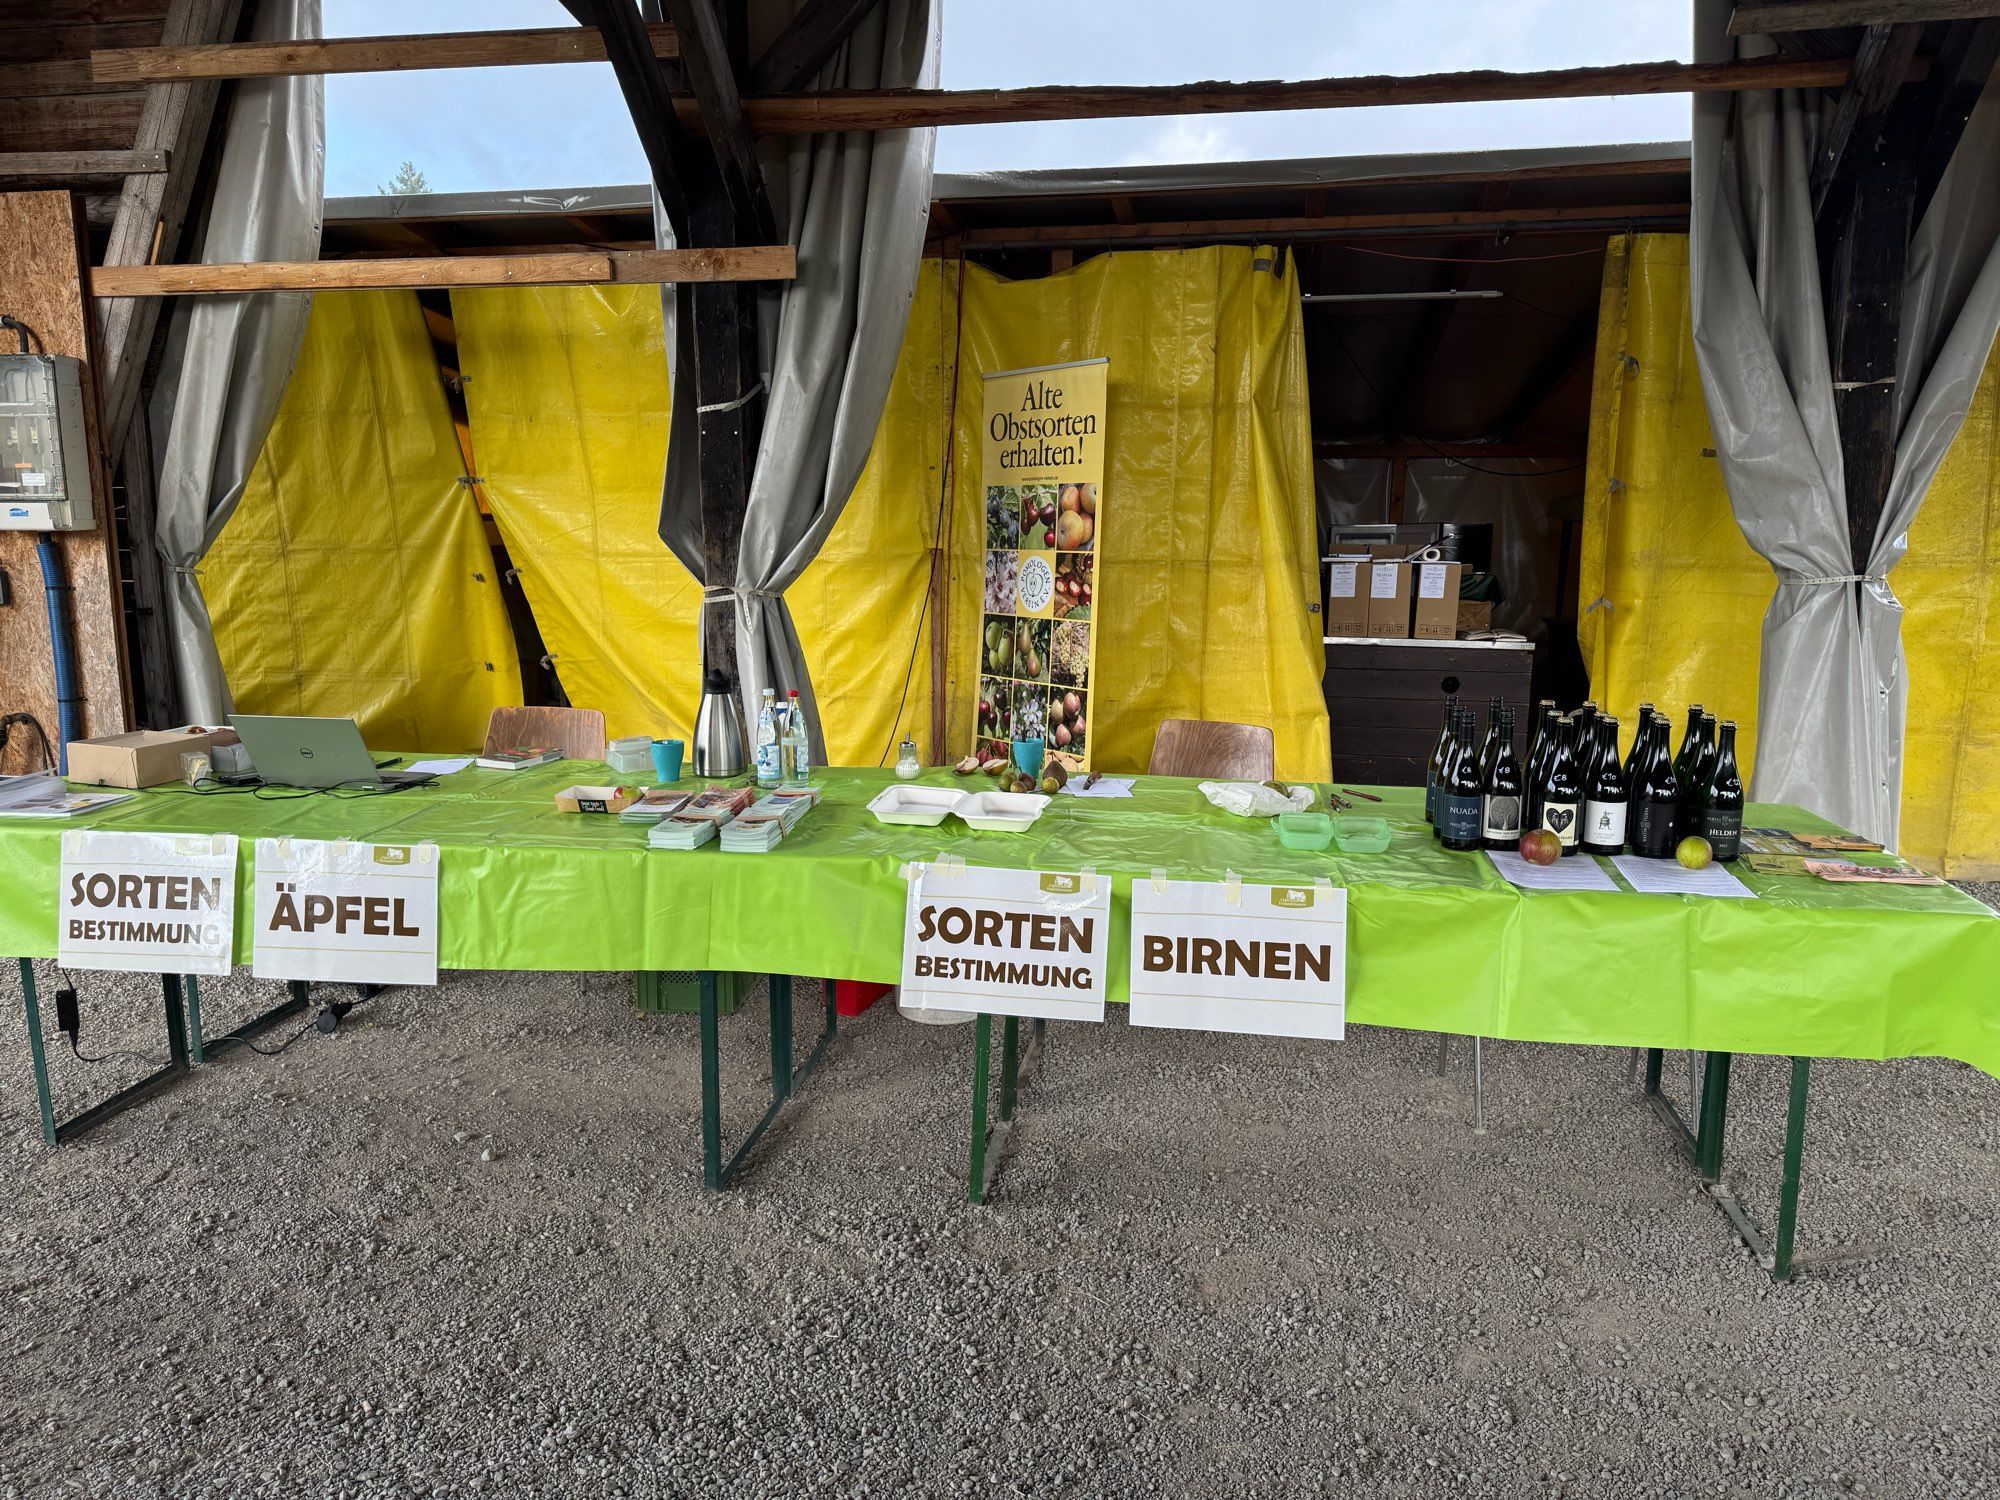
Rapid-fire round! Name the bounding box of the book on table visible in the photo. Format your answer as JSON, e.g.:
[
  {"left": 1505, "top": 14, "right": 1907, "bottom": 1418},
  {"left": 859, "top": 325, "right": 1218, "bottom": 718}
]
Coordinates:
[{"left": 475, "top": 745, "right": 563, "bottom": 771}]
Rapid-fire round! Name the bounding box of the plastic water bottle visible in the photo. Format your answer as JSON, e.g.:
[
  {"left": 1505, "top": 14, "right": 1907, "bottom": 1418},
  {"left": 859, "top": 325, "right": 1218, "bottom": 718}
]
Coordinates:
[
  {"left": 755, "top": 688, "right": 781, "bottom": 787},
  {"left": 783, "top": 689, "right": 811, "bottom": 783}
]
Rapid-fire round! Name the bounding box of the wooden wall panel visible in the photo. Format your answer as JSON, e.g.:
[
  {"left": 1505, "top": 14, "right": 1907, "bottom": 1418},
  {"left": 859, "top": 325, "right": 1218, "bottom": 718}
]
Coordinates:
[{"left": 0, "top": 191, "right": 130, "bottom": 774}]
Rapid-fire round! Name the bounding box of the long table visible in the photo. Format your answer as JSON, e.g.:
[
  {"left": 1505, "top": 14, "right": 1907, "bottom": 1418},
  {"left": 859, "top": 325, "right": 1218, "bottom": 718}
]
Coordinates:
[{"left": 5, "top": 763, "right": 1997, "bottom": 1277}]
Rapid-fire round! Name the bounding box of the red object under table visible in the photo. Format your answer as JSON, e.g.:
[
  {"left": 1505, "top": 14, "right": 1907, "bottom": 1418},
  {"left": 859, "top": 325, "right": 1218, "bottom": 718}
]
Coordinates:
[{"left": 832, "top": 980, "right": 892, "bottom": 1018}]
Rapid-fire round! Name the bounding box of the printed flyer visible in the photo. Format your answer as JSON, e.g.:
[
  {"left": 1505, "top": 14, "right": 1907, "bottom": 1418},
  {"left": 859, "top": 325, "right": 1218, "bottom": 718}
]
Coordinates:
[{"left": 976, "top": 356, "right": 1108, "bottom": 774}]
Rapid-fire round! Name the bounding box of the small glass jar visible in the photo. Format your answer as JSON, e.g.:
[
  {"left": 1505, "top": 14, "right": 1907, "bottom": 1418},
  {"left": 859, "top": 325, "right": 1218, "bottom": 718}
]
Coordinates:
[{"left": 895, "top": 737, "right": 922, "bottom": 780}]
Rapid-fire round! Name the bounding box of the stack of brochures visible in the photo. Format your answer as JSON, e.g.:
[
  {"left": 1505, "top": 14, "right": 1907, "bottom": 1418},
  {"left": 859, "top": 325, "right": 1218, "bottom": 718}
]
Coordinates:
[
  {"left": 475, "top": 745, "right": 563, "bottom": 771},
  {"left": 719, "top": 789, "right": 815, "bottom": 852},
  {"left": 619, "top": 788, "right": 691, "bottom": 824},
  {"left": 647, "top": 785, "right": 754, "bottom": 850}
]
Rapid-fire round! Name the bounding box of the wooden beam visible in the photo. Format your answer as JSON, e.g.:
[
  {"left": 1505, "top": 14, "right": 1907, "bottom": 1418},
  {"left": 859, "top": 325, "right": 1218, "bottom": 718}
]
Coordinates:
[
  {"left": 562, "top": 0, "right": 695, "bottom": 244},
  {"left": 96, "top": 0, "right": 242, "bottom": 475},
  {"left": 91, "top": 23, "right": 679, "bottom": 83},
  {"left": 88, "top": 246, "right": 796, "bottom": 295},
  {"left": 955, "top": 202, "right": 1687, "bottom": 248},
  {"left": 1810, "top": 23, "right": 1924, "bottom": 226},
  {"left": 1730, "top": 0, "right": 2000, "bottom": 33},
  {"left": 746, "top": 0, "right": 882, "bottom": 94},
  {"left": 0, "top": 192, "right": 129, "bottom": 771},
  {"left": 0, "top": 149, "right": 168, "bottom": 182},
  {"left": 724, "top": 55, "right": 1914, "bottom": 134},
  {"left": 662, "top": 0, "right": 775, "bottom": 242}
]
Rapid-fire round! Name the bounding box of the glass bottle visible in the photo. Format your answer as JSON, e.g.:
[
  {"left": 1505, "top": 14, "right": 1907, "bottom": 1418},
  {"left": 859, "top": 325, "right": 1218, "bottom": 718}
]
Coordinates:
[
  {"left": 1580, "top": 716, "right": 1629, "bottom": 856},
  {"left": 1481, "top": 706, "right": 1523, "bottom": 850},
  {"left": 1700, "top": 719, "right": 1744, "bottom": 859},
  {"left": 1631, "top": 712, "right": 1681, "bottom": 857},
  {"left": 1440, "top": 707, "right": 1485, "bottom": 852},
  {"left": 895, "top": 736, "right": 922, "bottom": 780},
  {"left": 1538, "top": 713, "right": 1584, "bottom": 855},
  {"left": 1679, "top": 712, "right": 1718, "bottom": 842},
  {"left": 783, "top": 689, "right": 812, "bottom": 783},
  {"left": 1425, "top": 693, "right": 1459, "bottom": 829},
  {"left": 754, "top": 687, "right": 781, "bottom": 787},
  {"left": 1476, "top": 697, "right": 1503, "bottom": 784}
]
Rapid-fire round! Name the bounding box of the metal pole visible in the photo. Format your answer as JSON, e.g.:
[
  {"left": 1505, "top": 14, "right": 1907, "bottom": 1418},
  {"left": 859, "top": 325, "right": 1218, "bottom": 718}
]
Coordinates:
[
  {"left": 699, "top": 971, "right": 722, "bottom": 1190},
  {"left": 1435, "top": 1033, "right": 1450, "bottom": 1077},
  {"left": 18, "top": 959, "right": 57, "bottom": 1146},
  {"left": 1696, "top": 1051, "right": 1733, "bottom": 1182},
  {"left": 1773, "top": 1057, "right": 1811, "bottom": 1281},
  {"left": 1643, "top": 1047, "right": 1664, "bottom": 1095},
  {"left": 161, "top": 973, "right": 188, "bottom": 1069},
  {"left": 967, "top": 1014, "right": 991, "bottom": 1204},
  {"left": 999, "top": 1015, "right": 1019, "bottom": 1122},
  {"left": 769, "top": 974, "right": 793, "bottom": 1103},
  {"left": 183, "top": 975, "right": 206, "bottom": 1064},
  {"left": 1472, "top": 1036, "right": 1486, "bottom": 1134}
]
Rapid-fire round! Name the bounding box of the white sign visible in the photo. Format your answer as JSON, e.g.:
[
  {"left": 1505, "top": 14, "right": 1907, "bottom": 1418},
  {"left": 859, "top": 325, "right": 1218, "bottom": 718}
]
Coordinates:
[
  {"left": 1369, "top": 562, "right": 1401, "bottom": 599},
  {"left": 252, "top": 838, "right": 440, "bottom": 986},
  {"left": 58, "top": 830, "right": 239, "bottom": 976},
  {"left": 1129, "top": 877, "right": 1347, "bottom": 1040},
  {"left": 900, "top": 862, "right": 1109, "bottom": 1022}
]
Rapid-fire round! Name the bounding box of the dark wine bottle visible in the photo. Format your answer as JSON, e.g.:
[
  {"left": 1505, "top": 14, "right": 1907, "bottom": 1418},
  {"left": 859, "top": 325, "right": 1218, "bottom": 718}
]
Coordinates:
[
  {"left": 1671, "top": 704, "right": 1705, "bottom": 797},
  {"left": 1623, "top": 707, "right": 1652, "bottom": 794},
  {"left": 1476, "top": 697, "right": 1503, "bottom": 783},
  {"left": 1679, "top": 712, "right": 1719, "bottom": 841},
  {"left": 1481, "top": 706, "right": 1523, "bottom": 850},
  {"left": 1538, "top": 713, "right": 1584, "bottom": 855},
  {"left": 1425, "top": 693, "right": 1458, "bottom": 828},
  {"left": 1439, "top": 707, "right": 1485, "bottom": 852},
  {"left": 1631, "top": 712, "right": 1681, "bottom": 857},
  {"left": 1701, "top": 718, "right": 1745, "bottom": 860},
  {"left": 1580, "top": 716, "right": 1628, "bottom": 855},
  {"left": 1523, "top": 703, "right": 1557, "bottom": 833}
]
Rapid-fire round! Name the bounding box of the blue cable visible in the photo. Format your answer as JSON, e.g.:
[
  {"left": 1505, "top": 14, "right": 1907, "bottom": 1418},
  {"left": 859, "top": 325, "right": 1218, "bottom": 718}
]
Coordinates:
[{"left": 34, "top": 536, "right": 83, "bottom": 774}]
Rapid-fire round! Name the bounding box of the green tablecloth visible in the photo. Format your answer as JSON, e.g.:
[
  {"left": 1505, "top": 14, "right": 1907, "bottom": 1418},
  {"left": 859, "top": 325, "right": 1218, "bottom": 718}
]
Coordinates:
[{"left": 4, "top": 764, "right": 1996, "bottom": 1075}]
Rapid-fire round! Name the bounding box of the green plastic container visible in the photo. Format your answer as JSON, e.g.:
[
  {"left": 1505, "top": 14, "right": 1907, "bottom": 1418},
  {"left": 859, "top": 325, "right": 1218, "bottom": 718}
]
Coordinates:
[
  {"left": 1275, "top": 811, "right": 1335, "bottom": 851},
  {"left": 1332, "top": 815, "right": 1392, "bottom": 853},
  {"left": 635, "top": 969, "right": 744, "bottom": 1017}
]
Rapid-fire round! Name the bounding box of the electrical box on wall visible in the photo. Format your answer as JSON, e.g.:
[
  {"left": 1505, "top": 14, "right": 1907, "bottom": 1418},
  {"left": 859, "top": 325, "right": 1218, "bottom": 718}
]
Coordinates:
[{"left": 0, "top": 354, "right": 94, "bottom": 531}]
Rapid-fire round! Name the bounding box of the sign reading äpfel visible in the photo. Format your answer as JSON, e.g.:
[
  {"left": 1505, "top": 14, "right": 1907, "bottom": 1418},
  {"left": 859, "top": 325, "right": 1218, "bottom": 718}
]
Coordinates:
[
  {"left": 899, "top": 862, "right": 1108, "bottom": 1022},
  {"left": 251, "top": 838, "right": 439, "bottom": 986},
  {"left": 1128, "top": 877, "right": 1347, "bottom": 1039}
]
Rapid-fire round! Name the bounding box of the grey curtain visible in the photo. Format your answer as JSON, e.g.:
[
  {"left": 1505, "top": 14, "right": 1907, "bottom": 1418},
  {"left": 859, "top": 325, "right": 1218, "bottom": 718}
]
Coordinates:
[
  {"left": 660, "top": 0, "right": 941, "bottom": 757},
  {"left": 1690, "top": 2, "right": 2000, "bottom": 848},
  {"left": 150, "top": 0, "right": 324, "bottom": 724}
]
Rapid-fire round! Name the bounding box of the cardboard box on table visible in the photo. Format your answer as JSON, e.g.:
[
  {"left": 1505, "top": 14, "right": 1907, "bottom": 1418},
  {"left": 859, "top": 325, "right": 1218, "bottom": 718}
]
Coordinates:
[
  {"left": 65, "top": 726, "right": 235, "bottom": 788},
  {"left": 1324, "top": 554, "right": 1371, "bottom": 637},
  {"left": 1364, "top": 559, "right": 1412, "bottom": 639},
  {"left": 1412, "top": 561, "right": 1465, "bottom": 640},
  {"left": 1455, "top": 599, "right": 1494, "bottom": 634}
]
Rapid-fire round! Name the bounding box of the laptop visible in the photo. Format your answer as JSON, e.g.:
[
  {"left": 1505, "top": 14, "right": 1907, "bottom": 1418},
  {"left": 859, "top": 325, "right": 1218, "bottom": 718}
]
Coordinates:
[{"left": 229, "top": 715, "right": 436, "bottom": 790}]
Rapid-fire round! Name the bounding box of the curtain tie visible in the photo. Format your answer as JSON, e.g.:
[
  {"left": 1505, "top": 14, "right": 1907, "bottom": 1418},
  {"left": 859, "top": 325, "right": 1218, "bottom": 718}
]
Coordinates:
[
  {"left": 702, "top": 584, "right": 784, "bottom": 607},
  {"left": 695, "top": 375, "right": 769, "bottom": 415},
  {"left": 1784, "top": 573, "right": 1886, "bottom": 586}
]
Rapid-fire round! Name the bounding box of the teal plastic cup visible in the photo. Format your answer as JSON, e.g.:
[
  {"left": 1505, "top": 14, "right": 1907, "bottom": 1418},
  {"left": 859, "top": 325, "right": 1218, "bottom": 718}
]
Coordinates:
[{"left": 651, "top": 738, "right": 685, "bottom": 783}]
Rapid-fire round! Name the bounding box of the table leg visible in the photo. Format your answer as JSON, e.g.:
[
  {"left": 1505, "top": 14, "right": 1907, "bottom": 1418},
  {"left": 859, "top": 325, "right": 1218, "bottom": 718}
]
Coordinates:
[
  {"left": 698, "top": 974, "right": 841, "bottom": 1192},
  {"left": 1695, "top": 1050, "right": 1733, "bottom": 1183},
  {"left": 699, "top": 972, "right": 723, "bottom": 1190},
  {"left": 18, "top": 959, "right": 57, "bottom": 1146},
  {"left": 999, "top": 1015, "right": 1019, "bottom": 1123},
  {"left": 1472, "top": 1037, "right": 1486, "bottom": 1134},
  {"left": 967, "top": 1014, "right": 992, "bottom": 1205},
  {"left": 1772, "top": 1058, "right": 1811, "bottom": 1283},
  {"left": 184, "top": 977, "right": 313, "bottom": 1066}
]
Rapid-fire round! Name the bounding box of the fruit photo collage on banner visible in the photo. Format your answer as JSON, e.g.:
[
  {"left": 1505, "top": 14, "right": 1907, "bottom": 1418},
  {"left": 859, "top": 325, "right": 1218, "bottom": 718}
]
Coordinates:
[{"left": 976, "top": 358, "right": 1108, "bottom": 774}]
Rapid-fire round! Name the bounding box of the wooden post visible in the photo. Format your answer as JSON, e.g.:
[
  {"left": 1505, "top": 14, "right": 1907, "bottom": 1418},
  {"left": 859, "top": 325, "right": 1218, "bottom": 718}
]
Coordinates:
[{"left": 0, "top": 192, "right": 129, "bottom": 772}]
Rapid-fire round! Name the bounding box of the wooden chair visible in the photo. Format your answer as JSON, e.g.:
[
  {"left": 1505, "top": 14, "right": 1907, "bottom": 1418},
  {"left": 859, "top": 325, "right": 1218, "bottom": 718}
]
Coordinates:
[
  {"left": 1148, "top": 719, "right": 1276, "bottom": 780},
  {"left": 483, "top": 706, "right": 608, "bottom": 763}
]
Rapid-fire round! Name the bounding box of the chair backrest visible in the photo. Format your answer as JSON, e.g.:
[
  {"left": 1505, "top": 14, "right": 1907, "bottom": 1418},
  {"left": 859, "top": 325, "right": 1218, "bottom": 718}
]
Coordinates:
[
  {"left": 483, "top": 706, "right": 608, "bottom": 763},
  {"left": 1148, "top": 719, "right": 1276, "bottom": 780}
]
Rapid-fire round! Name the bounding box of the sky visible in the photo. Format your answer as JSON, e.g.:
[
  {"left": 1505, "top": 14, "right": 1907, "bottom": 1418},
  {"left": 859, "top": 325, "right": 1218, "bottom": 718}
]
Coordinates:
[{"left": 323, "top": 0, "right": 1693, "bottom": 199}]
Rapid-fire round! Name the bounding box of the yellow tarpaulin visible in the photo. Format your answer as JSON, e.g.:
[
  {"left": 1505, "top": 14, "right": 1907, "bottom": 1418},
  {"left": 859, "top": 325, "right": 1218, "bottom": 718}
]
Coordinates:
[
  {"left": 939, "top": 248, "right": 1327, "bottom": 779},
  {"left": 451, "top": 285, "right": 702, "bottom": 744},
  {"left": 206, "top": 289, "right": 519, "bottom": 750},
  {"left": 1580, "top": 233, "right": 2000, "bottom": 877}
]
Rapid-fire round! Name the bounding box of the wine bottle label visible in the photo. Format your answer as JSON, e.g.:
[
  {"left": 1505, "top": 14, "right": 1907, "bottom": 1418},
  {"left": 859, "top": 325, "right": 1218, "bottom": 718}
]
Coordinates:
[
  {"left": 1440, "top": 793, "right": 1482, "bottom": 844},
  {"left": 1481, "top": 793, "right": 1520, "bottom": 840},
  {"left": 1582, "top": 798, "right": 1628, "bottom": 847},
  {"left": 1700, "top": 808, "right": 1743, "bottom": 858},
  {"left": 1633, "top": 799, "right": 1678, "bottom": 855},
  {"left": 1539, "top": 800, "right": 1580, "bottom": 848}
]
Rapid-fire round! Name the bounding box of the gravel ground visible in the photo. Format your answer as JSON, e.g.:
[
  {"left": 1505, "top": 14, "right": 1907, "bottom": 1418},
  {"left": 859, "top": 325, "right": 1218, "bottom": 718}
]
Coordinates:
[{"left": 2, "top": 887, "right": 1997, "bottom": 1498}]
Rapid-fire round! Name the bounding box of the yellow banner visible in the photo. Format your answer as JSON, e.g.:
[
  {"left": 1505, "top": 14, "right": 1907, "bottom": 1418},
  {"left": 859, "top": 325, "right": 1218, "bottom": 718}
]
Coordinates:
[{"left": 976, "top": 357, "right": 1108, "bottom": 774}]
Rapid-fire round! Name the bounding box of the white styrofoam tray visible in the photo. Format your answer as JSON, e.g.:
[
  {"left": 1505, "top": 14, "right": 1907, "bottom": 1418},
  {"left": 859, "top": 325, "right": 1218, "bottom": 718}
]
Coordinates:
[
  {"left": 951, "top": 790, "right": 1050, "bottom": 831},
  {"left": 866, "top": 784, "right": 966, "bottom": 826}
]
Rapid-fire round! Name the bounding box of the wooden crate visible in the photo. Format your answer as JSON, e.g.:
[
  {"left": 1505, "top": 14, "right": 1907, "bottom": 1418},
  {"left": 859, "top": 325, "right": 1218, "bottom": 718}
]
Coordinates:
[{"left": 1323, "top": 640, "right": 1535, "bottom": 787}]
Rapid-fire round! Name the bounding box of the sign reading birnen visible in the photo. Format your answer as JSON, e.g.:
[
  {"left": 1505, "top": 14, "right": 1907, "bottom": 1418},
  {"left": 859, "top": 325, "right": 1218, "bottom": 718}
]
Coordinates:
[
  {"left": 900, "top": 863, "right": 1109, "bottom": 1023},
  {"left": 1128, "top": 878, "right": 1347, "bottom": 1040},
  {"left": 252, "top": 838, "right": 440, "bottom": 986},
  {"left": 58, "top": 831, "right": 239, "bottom": 975}
]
